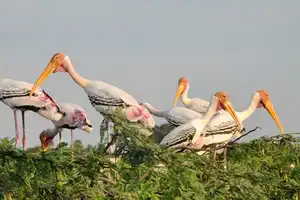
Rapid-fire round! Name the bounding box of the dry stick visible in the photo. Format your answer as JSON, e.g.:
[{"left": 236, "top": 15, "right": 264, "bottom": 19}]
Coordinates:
[
  {"left": 208, "top": 126, "right": 262, "bottom": 151},
  {"left": 226, "top": 126, "right": 262, "bottom": 147},
  {"left": 104, "top": 133, "right": 118, "bottom": 153}
]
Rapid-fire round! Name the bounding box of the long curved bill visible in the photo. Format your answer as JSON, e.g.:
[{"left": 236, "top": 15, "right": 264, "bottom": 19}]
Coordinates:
[
  {"left": 173, "top": 84, "right": 184, "bottom": 107},
  {"left": 264, "top": 101, "right": 284, "bottom": 135},
  {"left": 222, "top": 101, "right": 242, "bottom": 131},
  {"left": 29, "top": 62, "right": 57, "bottom": 97},
  {"left": 42, "top": 145, "right": 49, "bottom": 152},
  {"left": 40, "top": 140, "right": 49, "bottom": 152}
]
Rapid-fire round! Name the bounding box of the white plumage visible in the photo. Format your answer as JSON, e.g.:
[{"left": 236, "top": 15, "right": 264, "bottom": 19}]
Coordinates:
[
  {"left": 52, "top": 102, "right": 93, "bottom": 143},
  {"left": 141, "top": 102, "right": 202, "bottom": 127},
  {"left": 0, "top": 78, "right": 63, "bottom": 121},
  {"left": 0, "top": 78, "right": 64, "bottom": 149},
  {"left": 39, "top": 102, "right": 93, "bottom": 151},
  {"left": 85, "top": 80, "right": 155, "bottom": 128},
  {"left": 160, "top": 91, "right": 242, "bottom": 152},
  {"left": 30, "top": 53, "right": 155, "bottom": 154},
  {"left": 197, "top": 90, "right": 284, "bottom": 156}
]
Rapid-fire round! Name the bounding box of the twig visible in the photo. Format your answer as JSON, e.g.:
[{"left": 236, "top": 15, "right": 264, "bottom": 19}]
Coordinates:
[
  {"left": 99, "top": 176, "right": 116, "bottom": 185},
  {"left": 139, "top": 167, "right": 153, "bottom": 181},
  {"left": 104, "top": 133, "right": 118, "bottom": 153},
  {"left": 227, "top": 126, "right": 261, "bottom": 146},
  {"left": 209, "top": 126, "right": 262, "bottom": 151}
]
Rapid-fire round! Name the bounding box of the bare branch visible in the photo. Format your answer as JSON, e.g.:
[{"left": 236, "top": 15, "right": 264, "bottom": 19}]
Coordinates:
[{"left": 104, "top": 134, "right": 118, "bottom": 153}]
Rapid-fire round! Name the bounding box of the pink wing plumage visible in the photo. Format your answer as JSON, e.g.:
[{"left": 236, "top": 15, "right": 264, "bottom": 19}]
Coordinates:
[{"left": 125, "top": 105, "right": 155, "bottom": 128}]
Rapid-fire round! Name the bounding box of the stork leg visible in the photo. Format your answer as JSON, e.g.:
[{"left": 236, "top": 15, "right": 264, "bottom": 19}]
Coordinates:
[
  {"left": 71, "top": 129, "right": 74, "bottom": 148},
  {"left": 100, "top": 118, "right": 109, "bottom": 144},
  {"left": 223, "top": 147, "right": 228, "bottom": 169},
  {"left": 59, "top": 131, "right": 62, "bottom": 143},
  {"left": 213, "top": 150, "right": 217, "bottom": 166},
  {"left": 13, "top": 110, "right": 19, "bottom": 147},
  {"left": 106, "top": 119, "right": 114, "bottom": 154},
  {"left": 21, "top": 111, "right": 26, "bottom": 150},
  {"left": 107, "top": 125, "right": 111, "bottom": 153},
  {"left": 108, "top": 120, "right": 118, "bottom": 154}
]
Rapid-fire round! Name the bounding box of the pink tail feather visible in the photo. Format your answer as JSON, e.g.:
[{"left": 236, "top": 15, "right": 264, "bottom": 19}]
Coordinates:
[{"left": 125, "top": 105, "right": 155, "bottom": 128}]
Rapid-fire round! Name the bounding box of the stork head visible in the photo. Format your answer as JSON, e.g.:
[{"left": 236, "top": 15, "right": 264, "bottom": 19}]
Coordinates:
[
  {"left": 211, "top": 91, "right": 242, "bottom": 130},
  {"left": 29, "top": 52, "right": 71, "bottom": 96},
  {"left": 173, "top": 77, "right": 189, "bottom": 107},
  {"left": 252, "top": 89, "right": 284, "bottom": 135},
  {"left": 39, "top": 129, "right": 55, "bottom": 152}
]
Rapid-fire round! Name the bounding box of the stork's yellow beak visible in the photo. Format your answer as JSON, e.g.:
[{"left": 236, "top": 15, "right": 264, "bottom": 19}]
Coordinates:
[
  {"left": 263, "top": 100, "right": 284, "bottom": 135},
  {"left": 30, "top": 61, "right": 58, "bottom": 96},
  {"left": 173, "top": 84, "right": 185, "bottom": 107},
  {"left": 41, "top": 142, "right": 49, "bottom": 152},
  {"left": 222, "top": 101, "right": 242, "bottom": 131}
]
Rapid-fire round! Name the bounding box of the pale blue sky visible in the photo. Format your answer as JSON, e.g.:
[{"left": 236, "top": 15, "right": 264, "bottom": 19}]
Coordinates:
[{"left": 0, "top": 1, "right": 299, "bottom": 147}]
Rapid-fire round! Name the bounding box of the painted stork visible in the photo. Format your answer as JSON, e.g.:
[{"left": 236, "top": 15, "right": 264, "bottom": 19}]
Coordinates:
[
  {"left": 173, "top": 77, "right": 209, "bottom": 115},
  {"left": 196, "top": 89, "right": 284, "bottom": 164},
  {"left": 29, "top": 53, "right": 155, "bottom": 150},
  {"left": 0, "top": 78, "right": 64, "bottom": 149},
  {"left": 40, "top": 103, "right": 93, "bottom": 151},
  {"left": 160, "top": 91, "right": 242, "bottom": 150},
  {"left": 51, "top": 102, "right": 93, "bottom": 145},
  {"left": 141, "top": 102, "right": 202, "bottom": 127}
]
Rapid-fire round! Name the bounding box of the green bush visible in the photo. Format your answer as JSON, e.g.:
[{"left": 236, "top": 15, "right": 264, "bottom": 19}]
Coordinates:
[{"left": 0, "top": 112, "right": 299, "bottom": 199}]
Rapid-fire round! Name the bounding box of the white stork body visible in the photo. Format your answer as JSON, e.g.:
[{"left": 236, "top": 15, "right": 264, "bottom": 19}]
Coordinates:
[
  {"left": 196, "top": 90, "right": 284, "bottom": 158},
  {"left": 160, "top": 91, "right": 242, "bottom": 151},
  {"left": 195, "top": 112, "right": 243, "bottom": 156},
  {"left": 40, "top": 102, "right": 92, "bottom": 151},
  {"left": 84, "top": 80, "right": 155, "bottom": 154},
  {"left": 182, "top": 98, "right": 209, "bottom": 115},
  {"left": 141, "top": 102, "right": 202, "bottom": 127},
  {"left": 85, "top": 80, "right": 154, "bottom": 128},
  {"left": 0, "top": 78, "right": 64, "bottom": 149},
  {"left": 51, "top": 102, "right": 93, "bottom": 145}
]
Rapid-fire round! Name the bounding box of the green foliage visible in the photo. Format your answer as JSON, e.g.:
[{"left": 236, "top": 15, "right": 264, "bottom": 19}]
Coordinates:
[{"left": 0, "top": 112, "right": 299, "bottom": 199}]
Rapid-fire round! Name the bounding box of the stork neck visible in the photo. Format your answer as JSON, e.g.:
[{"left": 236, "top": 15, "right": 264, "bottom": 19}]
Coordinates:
[
  {"left": 180, "top": 84, "right": 191, "bottom": 105},
  {"left": 201, "top": 106, "right": 216, "bottom": 124},
  {"left": 66, "top": 61, "right": 88, "bottom": 88},
  {"left": 191, "top": 98, "right": 217, "bottom": 143},
  {"left": 43, "top": 126, "right": 62, "bottom": 138},
  {"left": 52, "top": 126, "right": 63, "bottom": 137},
  {"left": 238, "top": 95, "right": 260, "bottom": 121},
  {"left": 143, "top": 103, "right": 164, "bottom": 117},
  {"left": 200, "top": 97, "right": 219, "bottom": 124}
]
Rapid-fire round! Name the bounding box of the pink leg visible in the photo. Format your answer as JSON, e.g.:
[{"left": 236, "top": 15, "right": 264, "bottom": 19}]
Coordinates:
[
  {"left": 223, "top": 147, "right": 227, "bottom": 169},
  {"left": 71, "top": 130, "right": 74, "bottom": 147},
  {"left": 59, "top": 131, "right": 62, "bottom": 143},
  {"left": 21, "top": 111, "right": 26, "bottom": 150},
  {"left": 213, "top": 150, "right": 217, "bottom": 166},
  {"left": 13, "top": 110, "right": 19, "bottom": 147}
]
